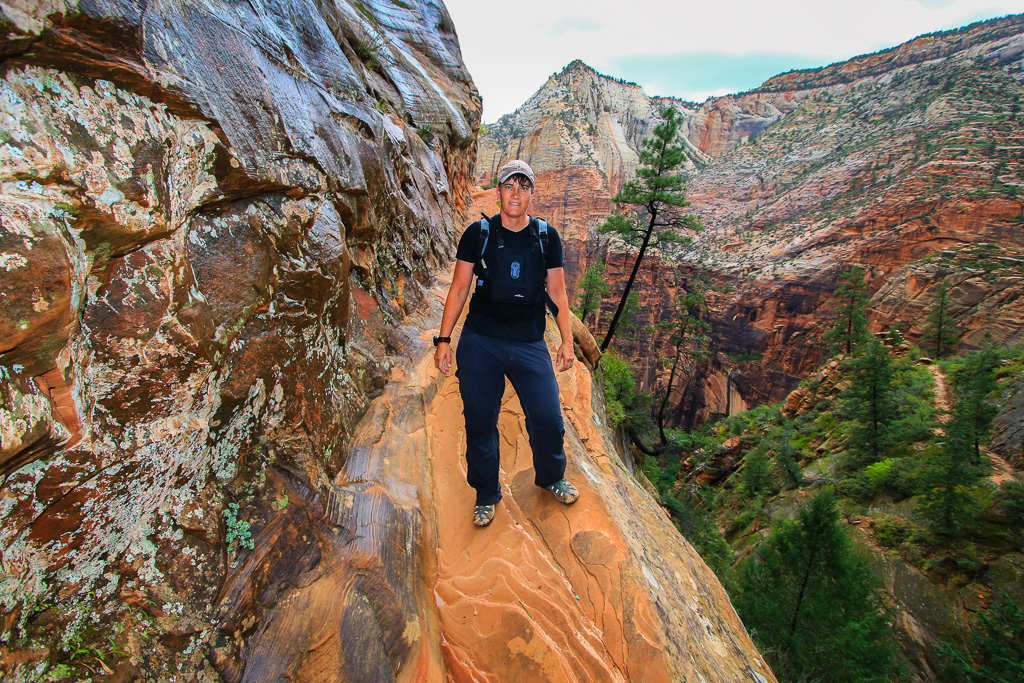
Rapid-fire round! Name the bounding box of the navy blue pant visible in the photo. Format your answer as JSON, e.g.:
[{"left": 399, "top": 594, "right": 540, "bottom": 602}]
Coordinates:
[{"left": 455, "top": 327, "right": 566, "bottom": 505}]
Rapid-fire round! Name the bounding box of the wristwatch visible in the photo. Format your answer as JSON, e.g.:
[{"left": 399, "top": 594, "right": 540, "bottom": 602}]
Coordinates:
[{"left": 433, "top": 335, "right": 451, "bottom": 346}]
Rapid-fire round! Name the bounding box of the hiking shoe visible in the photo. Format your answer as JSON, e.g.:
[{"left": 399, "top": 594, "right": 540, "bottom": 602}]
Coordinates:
[
  {"left": 473, "top": 504, "right": 496, "bottom": 527},
  {"left": 547, "top": 479, "right": 579, "bottom": 505}
]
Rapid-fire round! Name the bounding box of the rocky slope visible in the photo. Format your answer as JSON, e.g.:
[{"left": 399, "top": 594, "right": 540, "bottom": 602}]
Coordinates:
[
  {"left": 0, "top": 1, "right": 771, "bottom": 680},
  {"left": 477, "top": 14, "right": 1024, "bottom": 427}
]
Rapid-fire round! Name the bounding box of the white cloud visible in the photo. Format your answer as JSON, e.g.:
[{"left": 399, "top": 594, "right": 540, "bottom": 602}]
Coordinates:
[{"left": 444, "top": 0, "right": 1024, "bottom": 121}]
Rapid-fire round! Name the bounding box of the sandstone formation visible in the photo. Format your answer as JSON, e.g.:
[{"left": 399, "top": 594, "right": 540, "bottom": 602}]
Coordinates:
[
  {"left": 476, "top": 15, "right": 1024, "bottom": 427},
  {"left": 0, "top": 0, "right": 480, "bottom": 678},
  {"left": 0, "top": 1, "right": 771, "bottom": 681}
]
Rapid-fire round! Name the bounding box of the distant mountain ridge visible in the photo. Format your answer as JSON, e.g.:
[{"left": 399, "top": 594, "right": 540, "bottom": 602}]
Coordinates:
[{"left": 756, "top": 13, "right": 1024, "bottom": 92}]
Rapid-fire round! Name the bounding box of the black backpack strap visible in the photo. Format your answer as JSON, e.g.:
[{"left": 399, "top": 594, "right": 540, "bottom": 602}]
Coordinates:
[
  {"left": 535, "top": 219, "right": 548, "bottom": 256},
  {"left": 475, "top": 216, "right": 490, "bottom": 280},
  {"left": 532, "top": 219, "right": 559, "bottom": 317},
  {"left": 479, "top": 217, "right": 490, "bottom": 257}
]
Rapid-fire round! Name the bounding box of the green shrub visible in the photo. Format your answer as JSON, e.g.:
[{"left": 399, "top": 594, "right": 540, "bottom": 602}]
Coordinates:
[
  {"left": 642, "top": 455, "right": 667, "bottom": 492},
  {"left": 837, "top": 472, "right": 874, "bottom": 501},
  {"left": 872, "top": 515, "right": 911, "bottom": 548},
  {"left": 725, "top": 494, "right": 766, "bottom": 535},
  {"left": 600, "top": 351, "right": 635, "bottom": 428},
  {"left": 598, "top": 351, "right": 653, "bottom": 432},
  {"left": 815, "top": 410, "right": 837, "bottom": 431},
  {"left": 663, "top": 492, "right": 734, "bottom": 576},
  {"left": 865, "top": 459, "right": 894, "bottom": 492},
  {"left": 729, "top": 350, "right": 764, "bottom": 363}
]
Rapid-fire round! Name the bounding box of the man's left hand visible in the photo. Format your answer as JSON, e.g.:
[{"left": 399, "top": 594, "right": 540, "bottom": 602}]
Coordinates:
[{"left": 555, "top": 342, "right": 575, "bottom": 372}]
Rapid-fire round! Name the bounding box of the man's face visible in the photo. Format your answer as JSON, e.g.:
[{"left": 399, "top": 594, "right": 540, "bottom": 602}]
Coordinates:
[{"left": 496, "top": 175, "right": 534, "bottom": 219}]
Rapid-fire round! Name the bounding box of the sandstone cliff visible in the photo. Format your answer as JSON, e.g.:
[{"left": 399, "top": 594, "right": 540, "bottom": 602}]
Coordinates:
[
  {"left": 477, "top": 15, "right": 1024, "bottom": 427},
  {"left": 0, "top": 1, "right": 770, "bottom": 680}
]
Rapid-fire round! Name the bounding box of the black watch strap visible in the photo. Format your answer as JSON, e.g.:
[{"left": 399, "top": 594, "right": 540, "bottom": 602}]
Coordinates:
[{"left": 433, "top": 336, "right": 451, "bottom": 346}]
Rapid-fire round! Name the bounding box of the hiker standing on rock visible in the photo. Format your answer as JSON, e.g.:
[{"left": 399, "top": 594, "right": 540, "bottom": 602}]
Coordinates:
[{"left": 433, "top": 160, "right": 579, "bottom": 527}]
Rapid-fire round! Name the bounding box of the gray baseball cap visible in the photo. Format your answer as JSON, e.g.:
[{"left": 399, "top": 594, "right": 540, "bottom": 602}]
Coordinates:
[{"left": 496, "top": 160, "right": 535, "bottom": 185}]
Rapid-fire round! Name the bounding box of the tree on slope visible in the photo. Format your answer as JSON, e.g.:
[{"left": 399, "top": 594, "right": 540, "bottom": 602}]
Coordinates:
[
  {"left": 920, "top": 279, "right": 959, "bottom": 358},
  {"left": 732, "top": 490, "right": 901, "bottom": 682},
  {"left": 572, "top": 259, "right": 611, "bottom": 327},
  {"left": 653, "top": 283, "right": 711, "bottom": 445},
  {"left": 950, "top": 345, "right": 1000, "bottom": 464},
  {"left": 839, "top": 339, "right": 897, "bottom": 465},
  {"left": 773, "top": 424, "right": 805, "bottom": 488},
  {"left": 626, "top": 283, "right": 712, "bottom": 456},
  {"left": 920, "top": 414, "right": 985, "bottom": 537},
  {"left": 598, "top": 107, "right": 699, "bottom": 352},
  {"left": 823, "top": 265, "right": 870, "bottom": 356}
]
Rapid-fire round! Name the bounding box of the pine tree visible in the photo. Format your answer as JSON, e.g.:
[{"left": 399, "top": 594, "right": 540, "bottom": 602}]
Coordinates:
[
  {"left": 572, "top": 260, "right": 610, "bottom": 327},
  {"left": 951, "top": 346, "right": 1000, "bottom": 464},
  {"left": 732, "top": 491, "right": 900, "bottom": 682},
  {"left": 773, "top": 424, "right": 805, "bottom": 488},
  {"left": 598, "top": 107, "right": 699, "bottom": 352},
  {"left": 741, "top": 443, "right": 772, "bottom": 495},
  {"left": 920, "top": 279, "right": 959, "bottom": 358},
  {"left": 839, "top": 339, "right": 896, "bottom": 465},
  {"left": 920, "top": 416, "right": 984, "bottom": 537},
  {"left": 653, "top": 284, "right": 711, "bottom": 446},
  {"left": 823, "top": 266, "right": 870, "bottom": 356}
]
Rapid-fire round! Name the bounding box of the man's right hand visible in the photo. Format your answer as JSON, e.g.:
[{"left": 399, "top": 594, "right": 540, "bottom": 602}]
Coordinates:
[{"left": 435, "top": 343, "right": 453, "bottom": 375}]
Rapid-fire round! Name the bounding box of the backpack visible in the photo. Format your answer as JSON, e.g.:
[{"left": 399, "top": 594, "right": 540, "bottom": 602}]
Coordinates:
[{"left": 474, "top": 214, "right": 559, "bottom": 316}]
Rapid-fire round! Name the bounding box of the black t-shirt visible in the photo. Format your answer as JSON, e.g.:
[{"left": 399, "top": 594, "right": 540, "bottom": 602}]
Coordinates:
[{"left": 455, "top": 215, "right": 564, "bottom": 341}]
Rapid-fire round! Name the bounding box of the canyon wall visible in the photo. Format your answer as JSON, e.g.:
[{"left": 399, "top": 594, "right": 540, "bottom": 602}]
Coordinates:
[
  {"left": 0, "top": 0, "right": 476, "bottom": 678},
  {"left": 0, "top": 1, "right": 771, "bottom": 681},
  {"left": 477, "top": 15, "right": 1024, "bottom": 428}
]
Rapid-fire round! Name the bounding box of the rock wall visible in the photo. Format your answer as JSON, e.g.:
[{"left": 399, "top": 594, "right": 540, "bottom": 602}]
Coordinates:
[
  {"left": 993, "top": 373, "right": 1024, "bottom": 466},
  {"left": 476, "top": 15, "right": 1024, "bottom": 426},
  {"left": 0, "top": 0, "right": 480, "bottom": 678}
]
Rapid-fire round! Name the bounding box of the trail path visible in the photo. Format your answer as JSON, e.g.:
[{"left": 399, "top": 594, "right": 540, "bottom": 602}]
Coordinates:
[
  {"left": 927, "top": 365, "right": 952, "bottom": 422},
  {"left": 984, "top": 447, "right": 1016, "bottom": 485},
  {"left": 927, "top": 364, "right": 1015, "bottom": 484}
]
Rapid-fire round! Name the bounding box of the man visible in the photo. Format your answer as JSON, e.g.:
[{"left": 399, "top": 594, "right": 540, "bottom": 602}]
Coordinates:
[{"left": 434, "top": 160, "right": 578, "bottom": 527}]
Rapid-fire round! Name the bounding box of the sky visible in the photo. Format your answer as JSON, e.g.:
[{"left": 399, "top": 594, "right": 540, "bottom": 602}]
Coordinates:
[{"left": 443, "top": 0, "right": 1024, "bottom": 123}]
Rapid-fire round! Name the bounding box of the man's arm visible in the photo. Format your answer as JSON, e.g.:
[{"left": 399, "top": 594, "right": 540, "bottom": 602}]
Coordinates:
[
  {"left": 434, "top": 259, "right": 475, "bottom": 374},
  {"left": 546, "top": 267, "right": 574, "bottom": 372}
]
